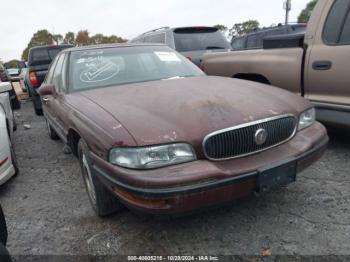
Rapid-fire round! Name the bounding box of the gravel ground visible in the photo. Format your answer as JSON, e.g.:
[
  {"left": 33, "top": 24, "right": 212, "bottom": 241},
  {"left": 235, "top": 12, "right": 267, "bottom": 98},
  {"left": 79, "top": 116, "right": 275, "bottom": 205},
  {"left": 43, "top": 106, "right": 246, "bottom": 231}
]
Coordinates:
[{"left": 0, "top": 89, "right": 349, "bottom": 257}]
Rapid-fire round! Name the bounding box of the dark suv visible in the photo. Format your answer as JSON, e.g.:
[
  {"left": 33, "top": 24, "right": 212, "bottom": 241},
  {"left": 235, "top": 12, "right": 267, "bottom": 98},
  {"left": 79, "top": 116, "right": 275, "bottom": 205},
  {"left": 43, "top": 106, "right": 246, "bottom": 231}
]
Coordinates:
[
  {"left": 26, "top": 44, "right": 73, "bottom": 115},
  {"left": 0, "top": 62, "right": 20, "bottom": 110},
  {"left": 231, "top": 23, "right": 306, "bottom": 50},
  {"left": 130, "top": 26, "right": 231, "bottom": 67}
]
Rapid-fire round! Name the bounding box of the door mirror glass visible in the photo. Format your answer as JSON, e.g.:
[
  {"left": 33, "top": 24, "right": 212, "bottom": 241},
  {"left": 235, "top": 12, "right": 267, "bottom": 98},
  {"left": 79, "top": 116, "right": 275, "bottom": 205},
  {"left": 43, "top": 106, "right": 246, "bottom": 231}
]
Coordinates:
[{"left": 0, "top": 82, "right": 12, "bottom": 93}]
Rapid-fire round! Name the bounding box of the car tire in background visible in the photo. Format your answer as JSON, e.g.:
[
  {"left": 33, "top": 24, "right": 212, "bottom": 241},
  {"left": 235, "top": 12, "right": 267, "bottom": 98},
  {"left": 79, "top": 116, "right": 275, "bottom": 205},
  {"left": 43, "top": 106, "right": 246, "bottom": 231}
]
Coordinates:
[
  {"left": 46, "top": 120, "right": 59, "bottom": 140},
  {"left": 78, "top": 139, "right": 124, "bottom": 217},
  {"left": 9, "top": 140, "right": 19, "bottom": 177},
  {"left": 32, "top": 96, "right": 43, "bottom": 116},
  {"left": 0, "top": 206, "right": 12, "bottom": 262},
  {"left": 9, "top": 89, "right": 20, "bottom": 110},
  {"left": 0, "top": 244, "right": 12, "bottom": 262}
]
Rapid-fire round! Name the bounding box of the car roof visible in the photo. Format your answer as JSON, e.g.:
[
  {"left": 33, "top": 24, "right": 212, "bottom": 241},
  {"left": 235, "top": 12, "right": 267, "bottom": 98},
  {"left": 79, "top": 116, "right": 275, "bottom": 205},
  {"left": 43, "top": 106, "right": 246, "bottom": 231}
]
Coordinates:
[
  {"left": 134, "top": 26, "right": 218, "bottom": 38},
  {"left": 63, "top": 43, "right": 166, "bottom": 53},
  {"left": 232, "top": 23, "right": 307, "bottom": 39},
  {"left": 29, "top": 44, "right": 74, "bottom": 52}
]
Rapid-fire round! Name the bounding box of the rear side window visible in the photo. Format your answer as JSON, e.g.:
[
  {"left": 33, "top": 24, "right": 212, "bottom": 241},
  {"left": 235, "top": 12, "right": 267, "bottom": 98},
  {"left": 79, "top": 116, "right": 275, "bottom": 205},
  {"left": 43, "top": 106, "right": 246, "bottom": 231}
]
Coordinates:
[
  {"left": 52, "top": 54, "right": 66, "bottom": 91},
  {"left": 323, "top": 0, "right": 350, "bottom": 44},
  {"left": 246, "top": 34, "right": 259, "bottom": 49},
  {"left": 340, "top": 12, "right": 350, "bottom": 43},
  {"left": 231, "top": 37, "right": 246, "bottom": 50},
  {"left": 145, "top": 33, "right": 166, "bottom": 44},
  {"left": 173, "top": 28, "right": 231, "bottom": 52}
]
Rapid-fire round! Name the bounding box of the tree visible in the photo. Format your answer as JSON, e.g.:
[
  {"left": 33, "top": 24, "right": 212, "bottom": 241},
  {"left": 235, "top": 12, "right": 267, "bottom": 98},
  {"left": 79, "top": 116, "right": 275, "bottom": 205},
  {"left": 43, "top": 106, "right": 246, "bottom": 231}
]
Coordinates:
[
  {"left": 52, "top": 34, "right": 63, "bottom": 45},
  {"left": 5, "top": 60, "right": 21, "bottom": 68},
  {"left": 88, "top": 34, "right": 127, "bottom": 45},
  {"left": 298, "top": 0, "right": 317, "bottom": 23},
  {"left": 75, "top": 30, "right": 90, "bottom": 46},
  {"left": 229, "top": 20, "right": 259, "bottom": 38},
  {"left": 21, "top": 29, "right": 55, "bottom": 61},
  {"left": 214, "top": 24, "right": 228, "bottom": 32},
  {"left": 64, "top": 32, "right": 75, "bottom": 45},
  {"left": 89, "top": 34, "right": 105, "bottom": 45}
]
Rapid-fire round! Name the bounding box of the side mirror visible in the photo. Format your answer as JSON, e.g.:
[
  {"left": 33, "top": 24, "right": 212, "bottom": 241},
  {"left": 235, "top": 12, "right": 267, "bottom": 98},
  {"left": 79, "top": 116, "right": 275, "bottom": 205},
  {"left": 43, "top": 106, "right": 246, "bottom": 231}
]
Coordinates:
[
  {"left": 38, "top": 84, "right": 56, "bottom": 96},
  {"left": 0, "top": 82, "right": 12, "bottom": 93}
]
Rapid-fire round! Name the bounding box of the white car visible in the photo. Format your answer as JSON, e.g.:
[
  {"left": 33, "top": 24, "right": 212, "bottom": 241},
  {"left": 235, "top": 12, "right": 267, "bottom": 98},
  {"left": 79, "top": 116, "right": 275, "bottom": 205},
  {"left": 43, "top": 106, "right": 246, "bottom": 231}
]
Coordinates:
[{"left": 0, "top": 82, "right": 18, "bottom": 185}]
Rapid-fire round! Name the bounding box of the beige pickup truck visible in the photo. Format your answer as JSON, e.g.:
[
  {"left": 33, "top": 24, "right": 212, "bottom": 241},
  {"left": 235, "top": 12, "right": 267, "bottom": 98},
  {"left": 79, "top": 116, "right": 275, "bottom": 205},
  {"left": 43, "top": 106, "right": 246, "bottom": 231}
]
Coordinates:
[{"left": 203, "top": 0, "right": 350, "bottom": 127}]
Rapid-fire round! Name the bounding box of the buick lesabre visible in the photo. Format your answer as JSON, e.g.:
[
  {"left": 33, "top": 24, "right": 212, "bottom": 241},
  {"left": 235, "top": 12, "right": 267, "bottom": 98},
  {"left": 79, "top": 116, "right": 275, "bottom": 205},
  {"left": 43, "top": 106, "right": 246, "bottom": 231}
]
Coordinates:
[{"left": 38, "top": 44, "right": 328, "bottom": 217}]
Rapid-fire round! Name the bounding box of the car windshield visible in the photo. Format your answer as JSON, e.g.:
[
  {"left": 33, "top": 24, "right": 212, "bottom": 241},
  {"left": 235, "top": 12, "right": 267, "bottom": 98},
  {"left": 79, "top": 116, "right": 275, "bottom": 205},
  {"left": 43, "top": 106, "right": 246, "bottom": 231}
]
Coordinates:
[
  {"left": 173, "top": 28, "right": 231, "bottom": 52},
  {"left": 69, "top": 45, "right": 205, "bottom": 92},
  {"left": 7, "top": 69, "right": 19, "bottom": 75}
]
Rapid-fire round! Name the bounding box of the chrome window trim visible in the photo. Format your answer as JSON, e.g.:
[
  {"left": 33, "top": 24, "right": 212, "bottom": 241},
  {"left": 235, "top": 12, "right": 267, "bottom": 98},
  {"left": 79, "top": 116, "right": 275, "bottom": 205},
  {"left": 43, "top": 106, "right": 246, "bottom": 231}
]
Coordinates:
[{"left": 202, "top": 114, "right": 298, "bottom": 161}]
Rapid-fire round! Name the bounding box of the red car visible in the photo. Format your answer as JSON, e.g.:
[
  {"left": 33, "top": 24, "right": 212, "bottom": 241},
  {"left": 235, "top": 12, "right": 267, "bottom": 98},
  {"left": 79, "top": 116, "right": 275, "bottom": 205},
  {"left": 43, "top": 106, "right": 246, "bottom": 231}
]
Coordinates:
[{"left": 39, "top": 44, "right": 328, "bottom": 217}]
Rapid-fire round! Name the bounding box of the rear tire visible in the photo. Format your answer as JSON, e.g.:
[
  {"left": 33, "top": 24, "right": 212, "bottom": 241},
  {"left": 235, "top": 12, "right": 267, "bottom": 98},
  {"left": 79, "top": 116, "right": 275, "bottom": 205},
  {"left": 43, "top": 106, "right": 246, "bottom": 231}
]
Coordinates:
[
  {"left": 33, "top": 96, "right": 43, "bottom": 116},
  {"left": 34, "top": 103, "right": 43, "bottom": 116},
  {"left": 10, "top": 146, "right": 19, "bottom": 176},
  {"left": 9, "top": 139, "right": 19, "bottom": 176},
  {"left": 46, "top": 120, "right": 59, "bottom": 140},
  {"left": 78, "top": 139, "right": 123, "bottom": 217}
]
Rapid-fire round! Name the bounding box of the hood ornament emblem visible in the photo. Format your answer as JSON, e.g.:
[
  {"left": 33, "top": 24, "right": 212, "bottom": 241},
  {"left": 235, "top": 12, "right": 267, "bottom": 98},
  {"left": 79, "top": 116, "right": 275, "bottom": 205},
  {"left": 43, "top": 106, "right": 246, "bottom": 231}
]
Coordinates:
[{"left": 254, "top": 128, "right": 268, "bottom": 145}]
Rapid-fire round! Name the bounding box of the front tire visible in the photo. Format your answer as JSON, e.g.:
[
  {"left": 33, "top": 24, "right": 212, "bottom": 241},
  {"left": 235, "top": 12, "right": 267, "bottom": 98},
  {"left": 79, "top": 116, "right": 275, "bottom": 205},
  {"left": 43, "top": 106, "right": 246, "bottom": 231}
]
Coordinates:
[
  {"left": 9, "top": 139, "right": 19, "bottom": 176},
  {"left": 78, "top": 139, "right": 123, "bottom": 217}
]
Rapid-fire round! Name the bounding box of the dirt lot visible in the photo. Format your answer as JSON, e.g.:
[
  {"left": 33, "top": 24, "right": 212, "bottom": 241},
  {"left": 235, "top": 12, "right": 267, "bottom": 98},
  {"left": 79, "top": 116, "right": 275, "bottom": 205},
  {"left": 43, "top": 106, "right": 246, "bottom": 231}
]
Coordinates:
[{"left": 1, "top": 84, "right": 350, "bottom": 257}]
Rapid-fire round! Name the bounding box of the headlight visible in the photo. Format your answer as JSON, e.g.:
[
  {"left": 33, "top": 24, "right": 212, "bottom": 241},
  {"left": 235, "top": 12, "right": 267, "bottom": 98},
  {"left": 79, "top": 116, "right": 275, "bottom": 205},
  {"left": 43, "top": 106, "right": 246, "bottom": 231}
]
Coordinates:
[
  {"left": 298, "top": 108, "right": 316, "bottom": 131},
  {"left": 109, "top": 143, "right": 196, "bottom": 169}
]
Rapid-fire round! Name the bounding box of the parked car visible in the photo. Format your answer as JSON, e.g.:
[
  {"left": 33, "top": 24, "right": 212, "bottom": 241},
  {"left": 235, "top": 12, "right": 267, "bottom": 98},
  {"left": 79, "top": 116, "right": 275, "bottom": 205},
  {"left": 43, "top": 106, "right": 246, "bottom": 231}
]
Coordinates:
[
  {"left": 0, "top": 63, "right": 20, "bottom": 110},
  {"left": 231, "top": 23, "right": 307, "bottom": 50},
  {"left": 203, "top": 0, "right": 350, "bottom": 128},
  {"left": 26, "top": 44, "right": 74, "bottom": 115},
  {"left": 0, "top": 82, "right": 18, "bottom": 186},
  {"left": 38, "top": 43, "right": 328, "bottom": 217},
  {"left": 0, "top": 205, "right": 12, "bottom": 262},
  {"left": 19, "top": 68, "right": 28, "bottom": 92},
  {"left": 6, "top": 69, "right": 20, "bottom": 82},
  {"left": 130, "top": 26, "right": 231, "bottom": 66}
]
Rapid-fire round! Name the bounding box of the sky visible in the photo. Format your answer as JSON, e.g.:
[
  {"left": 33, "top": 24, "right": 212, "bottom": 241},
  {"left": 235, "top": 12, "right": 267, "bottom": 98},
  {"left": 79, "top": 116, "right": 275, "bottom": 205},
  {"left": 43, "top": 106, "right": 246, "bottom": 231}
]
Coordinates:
[{"left": 0, "top": 0, "right": 308, "bottom": 61}]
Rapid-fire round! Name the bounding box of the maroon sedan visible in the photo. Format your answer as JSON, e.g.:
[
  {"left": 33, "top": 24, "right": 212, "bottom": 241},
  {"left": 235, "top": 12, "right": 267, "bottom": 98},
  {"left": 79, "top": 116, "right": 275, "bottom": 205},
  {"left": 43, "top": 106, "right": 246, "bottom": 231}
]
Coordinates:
[{"left": 39, "top": 44, "right": 328, "bottom": 217}]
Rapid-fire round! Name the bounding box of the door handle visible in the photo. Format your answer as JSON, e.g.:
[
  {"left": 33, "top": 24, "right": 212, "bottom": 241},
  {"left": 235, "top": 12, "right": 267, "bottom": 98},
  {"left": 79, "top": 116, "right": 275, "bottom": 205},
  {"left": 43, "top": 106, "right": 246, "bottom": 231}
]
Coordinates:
[{"left": 312, "top": 61, "right": 332, "bottom": 71}]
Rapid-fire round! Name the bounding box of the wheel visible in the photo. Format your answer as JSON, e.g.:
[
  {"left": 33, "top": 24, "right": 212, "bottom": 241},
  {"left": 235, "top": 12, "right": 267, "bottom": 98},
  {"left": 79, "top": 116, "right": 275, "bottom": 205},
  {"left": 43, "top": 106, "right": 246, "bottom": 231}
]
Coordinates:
[
  {"left": 46, "top": 120, "right": 59, "bottom": 140},
  {"left": 33, "top": 96, "right": 43, "bottom": 116},
  {"left": 78, "top": 139, "right": 123, "bottom": 217},
  {"left": 9, "top": 139, "right": 19, "bottom": 176},
  {"left": 0, "top": 243, "right": 11, "bottom": 262}
]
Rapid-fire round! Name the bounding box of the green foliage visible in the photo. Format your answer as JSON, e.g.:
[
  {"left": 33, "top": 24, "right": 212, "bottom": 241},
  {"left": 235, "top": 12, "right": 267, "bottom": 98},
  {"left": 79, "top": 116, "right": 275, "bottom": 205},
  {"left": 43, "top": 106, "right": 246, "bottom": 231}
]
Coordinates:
[
  {"left": 5, "top": 59, "right": 21, "bottom": 68},
  {"left": 21, "top": 29, "right": 55, "bottom": 61},
  {"left": 64, "top": 32, "right": 75, "bottom": 45},
  {"left": 89, "top": 33, "right": 127, "bottom": 45},
  {"left": 298, "top": 0, "right": 317, "bottom": 23},
  {"left": 21, "top": 29, "right": 128, "bottom": 61},
  {"left": 52, "top": 34, "right": 63, "bottom": 45},
  {"left": 213, "top": 24, "right": 228, "bottom": 32},
  {"left": 229, "top": 20, "right": 260, "bottom": 38},
  {"left": 75, "top": 30, "right": 90, "bottom": 46}
]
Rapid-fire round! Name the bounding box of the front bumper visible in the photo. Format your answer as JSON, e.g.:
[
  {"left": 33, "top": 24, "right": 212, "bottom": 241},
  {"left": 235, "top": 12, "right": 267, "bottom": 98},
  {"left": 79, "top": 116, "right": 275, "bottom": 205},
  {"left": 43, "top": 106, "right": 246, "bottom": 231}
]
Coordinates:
[{"left": 91, "top": 122, "right": 328, "bottom": 215}]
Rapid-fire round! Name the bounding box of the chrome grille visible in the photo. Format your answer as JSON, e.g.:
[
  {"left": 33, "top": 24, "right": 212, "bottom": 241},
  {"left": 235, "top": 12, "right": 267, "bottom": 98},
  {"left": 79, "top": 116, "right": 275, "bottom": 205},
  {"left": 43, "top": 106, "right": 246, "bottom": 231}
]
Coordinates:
[{"left": 203, "top": 115, "right": 297, "bottom": 160}]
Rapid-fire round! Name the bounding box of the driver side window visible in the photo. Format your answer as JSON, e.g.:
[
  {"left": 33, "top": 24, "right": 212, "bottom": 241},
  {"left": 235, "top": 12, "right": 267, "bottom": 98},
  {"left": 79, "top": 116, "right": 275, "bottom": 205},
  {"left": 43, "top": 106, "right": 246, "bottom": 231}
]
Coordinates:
[
  {"left": 45, "top": 56, "right": 59, "bottom": 84},
  {"left": 52, "top": 54, "right": 66, "bottom": 93}
]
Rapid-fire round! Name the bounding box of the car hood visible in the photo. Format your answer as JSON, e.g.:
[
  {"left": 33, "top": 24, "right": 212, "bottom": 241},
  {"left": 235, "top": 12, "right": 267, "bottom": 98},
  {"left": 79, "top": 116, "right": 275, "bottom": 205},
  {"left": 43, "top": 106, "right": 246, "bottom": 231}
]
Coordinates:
[{"left": 79, "top": 76, "right": 311, "bottom": 148}]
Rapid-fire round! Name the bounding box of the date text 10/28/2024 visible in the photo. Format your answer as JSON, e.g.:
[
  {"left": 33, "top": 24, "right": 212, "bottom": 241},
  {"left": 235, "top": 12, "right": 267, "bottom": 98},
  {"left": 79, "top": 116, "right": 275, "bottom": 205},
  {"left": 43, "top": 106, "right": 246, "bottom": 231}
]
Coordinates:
[{"left": 127, "top": 256, "right": 219, "bottom": 261}]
